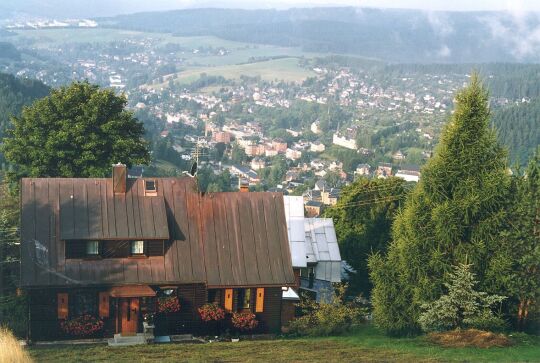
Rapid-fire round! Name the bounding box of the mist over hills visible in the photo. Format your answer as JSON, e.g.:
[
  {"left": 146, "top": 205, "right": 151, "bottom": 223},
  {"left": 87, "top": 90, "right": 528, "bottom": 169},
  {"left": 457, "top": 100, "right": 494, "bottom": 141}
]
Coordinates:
[{"left": 98, "top": 7, "right": 540, "bottom": 64}]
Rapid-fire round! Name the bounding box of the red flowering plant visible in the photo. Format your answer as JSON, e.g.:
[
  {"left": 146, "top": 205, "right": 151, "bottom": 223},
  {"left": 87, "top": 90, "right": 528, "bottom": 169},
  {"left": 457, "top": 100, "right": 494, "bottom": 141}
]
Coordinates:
[
  {"left": 60, "top": 315, "right": 104, "bottom": 337},
  {"left": 157, "top": 296, "right": 180, "bottom": 313},
  {"left": 231, "top": 311, "right": 259, "bottom": 331},
  {"left": 198, "top": 303, "right": 225, "bottom": 322}
]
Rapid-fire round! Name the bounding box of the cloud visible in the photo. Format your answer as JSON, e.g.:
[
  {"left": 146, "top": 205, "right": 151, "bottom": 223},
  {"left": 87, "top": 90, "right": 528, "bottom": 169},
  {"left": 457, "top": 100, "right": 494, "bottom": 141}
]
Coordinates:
[
  {"left": 480, "top": 10, "right": 540, "bottom": 59},
  {"left": 425, "top": 11, "right": 454, "bottom": 37},
  {"left": 437, "top": 44, "right": 451, "bottom": 57}
]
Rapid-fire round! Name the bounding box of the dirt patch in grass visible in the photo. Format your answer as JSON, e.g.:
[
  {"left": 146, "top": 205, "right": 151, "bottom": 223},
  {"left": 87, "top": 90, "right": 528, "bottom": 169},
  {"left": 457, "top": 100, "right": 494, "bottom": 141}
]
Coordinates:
[{"left": 427, "top": 329, "right": 512, "bottom": 348}]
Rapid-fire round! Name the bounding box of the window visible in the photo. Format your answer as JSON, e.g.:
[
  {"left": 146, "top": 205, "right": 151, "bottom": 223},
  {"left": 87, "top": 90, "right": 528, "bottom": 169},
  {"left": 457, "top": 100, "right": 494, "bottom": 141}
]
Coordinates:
[
  {"left": 238, "top": 288, "right": 251, "bottom": 309},
  {"left": 86, "top": 241, "right": 99, "bottom": 256},
  {"left": 144, "top": 179, "right": 157, "bottom": 196},
  {"left": 131, "top": 240, "right": 145, "bottom": 255},
  {"left": 70, "top": 291, "right": 97, "bottom": 317}
]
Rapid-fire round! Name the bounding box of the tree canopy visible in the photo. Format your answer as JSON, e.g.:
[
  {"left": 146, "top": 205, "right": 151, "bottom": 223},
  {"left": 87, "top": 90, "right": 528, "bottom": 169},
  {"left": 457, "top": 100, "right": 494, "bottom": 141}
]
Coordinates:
[
  {"left": 1, "top": 81, "right": 150, "bottom": 178},
  {"left": 369, "top": 75, "right": 512, "bottom": 335},
  {"left": 324, "top": 176, "right": 409, "bottom": 297}
]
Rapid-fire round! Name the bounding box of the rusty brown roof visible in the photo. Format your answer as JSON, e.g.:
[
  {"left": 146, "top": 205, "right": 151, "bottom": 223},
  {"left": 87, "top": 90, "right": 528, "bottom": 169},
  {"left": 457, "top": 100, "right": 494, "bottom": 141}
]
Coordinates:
[
  {"left": 20, "top": 177, "right": 295, "bottom": 288},
  {"left": 58, "top": 179, "right": 169, "bottom": 240}
]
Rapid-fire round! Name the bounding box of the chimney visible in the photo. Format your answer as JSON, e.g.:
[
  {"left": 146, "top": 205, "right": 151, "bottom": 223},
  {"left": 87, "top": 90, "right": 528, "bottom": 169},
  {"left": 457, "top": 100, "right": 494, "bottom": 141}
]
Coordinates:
[
  {"left": 239, "top": 178, "right": 249, "bottom": 193},
  {"left": 113, "top": 163, "right": 127, "bottom": 194}
]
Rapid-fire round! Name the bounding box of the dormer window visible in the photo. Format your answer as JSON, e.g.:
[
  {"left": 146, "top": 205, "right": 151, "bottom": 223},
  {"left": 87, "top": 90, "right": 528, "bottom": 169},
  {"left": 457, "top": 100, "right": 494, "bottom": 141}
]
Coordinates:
[
  {"left": 86, "top": 241, "right": 99, "bottom": 256},
  {"left": 144, "top": 179, "right": 157, "bottom": 196},
  {"left": 131, "top": 240, "right": 145, "bottom": 255}
]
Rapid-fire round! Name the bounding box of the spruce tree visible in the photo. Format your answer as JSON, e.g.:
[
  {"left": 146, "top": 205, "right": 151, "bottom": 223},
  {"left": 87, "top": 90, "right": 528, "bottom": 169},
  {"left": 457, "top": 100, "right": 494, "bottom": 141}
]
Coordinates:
[
  {"left": 490, "top": 150, "right": 540, "bottom": 330},
  {"left": 369, "top": 74, "right": 511, "bottom": 335},
  {"left": 418, "top": 263, "right": 505, "bottom": 332}
]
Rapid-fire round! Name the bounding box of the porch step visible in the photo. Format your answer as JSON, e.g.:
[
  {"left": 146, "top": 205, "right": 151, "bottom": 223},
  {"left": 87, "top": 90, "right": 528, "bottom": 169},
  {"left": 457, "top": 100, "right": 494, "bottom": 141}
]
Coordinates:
[
  {"left": 170, "top": 334, "right": 193, "bottom": 342},
  {"left": 108, "top": 333, "right": 147, "bottom": 347}
]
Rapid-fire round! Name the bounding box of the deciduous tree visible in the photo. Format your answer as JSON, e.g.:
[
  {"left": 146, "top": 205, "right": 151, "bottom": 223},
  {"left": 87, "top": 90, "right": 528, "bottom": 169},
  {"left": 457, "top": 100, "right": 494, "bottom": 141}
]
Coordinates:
[{"left": 2, "top": 81, "right": 149, "bottom": 179}]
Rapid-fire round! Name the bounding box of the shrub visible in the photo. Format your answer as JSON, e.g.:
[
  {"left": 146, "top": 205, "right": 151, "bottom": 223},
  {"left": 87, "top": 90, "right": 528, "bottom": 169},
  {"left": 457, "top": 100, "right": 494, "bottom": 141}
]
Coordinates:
[
  {"left": 288, "top": 284, "right": 368, "bottom": 336},
  {"left": 0, "top": 327, "right": 32, "bottom": 363},
  {"left": 157, "top": 296, "right": 180, "bottom": 313},
  {"left": 0, "top": 294, "right": 28, "bottom": 338},
  {"left": 231, "top": 312, "right": 258, "bottom": 331},
  {"left": 418, "top": 263, "right": 506, "bottom": 333},
  {"left": 60, "top": 315, "right": 104, "bottom": 337},
  {"left": 198, "top": 303, "right": 225, "bottom": 322}
]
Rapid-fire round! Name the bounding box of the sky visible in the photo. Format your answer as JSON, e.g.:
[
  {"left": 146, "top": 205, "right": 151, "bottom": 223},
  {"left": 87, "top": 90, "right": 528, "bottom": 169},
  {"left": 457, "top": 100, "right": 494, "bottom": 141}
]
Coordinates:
[
  {"left": 2, "top": 0, "right": 540, "bottom": 20},
  {"left": 103, "top": 0, "right": 540, "bottom": 13}
]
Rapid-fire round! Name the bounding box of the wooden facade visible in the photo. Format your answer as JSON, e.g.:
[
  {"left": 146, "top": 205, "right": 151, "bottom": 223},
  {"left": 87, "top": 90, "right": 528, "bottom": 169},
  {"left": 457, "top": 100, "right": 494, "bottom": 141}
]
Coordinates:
[{"left": 20, "top": 168, "right": 295, "bottom": 340}]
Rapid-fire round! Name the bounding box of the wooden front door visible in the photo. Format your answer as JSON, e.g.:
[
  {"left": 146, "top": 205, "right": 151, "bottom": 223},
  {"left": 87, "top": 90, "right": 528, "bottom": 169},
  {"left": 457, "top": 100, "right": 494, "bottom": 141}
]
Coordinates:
[{"left": 119, "top": 298, "right": 139, "bottom": 335}]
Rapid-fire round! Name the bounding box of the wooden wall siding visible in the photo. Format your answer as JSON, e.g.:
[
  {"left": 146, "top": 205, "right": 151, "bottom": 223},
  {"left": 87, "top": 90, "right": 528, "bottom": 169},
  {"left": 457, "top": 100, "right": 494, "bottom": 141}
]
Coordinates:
[
  {"left": 214, "top": 287, "right": 282, "bottom": 334},
  {"left": 159, "top": 284, "right": 207, "bottom": 335},
  {"left": 281, "top": 300, "right": 296, "bottom": 328},
  {"left": 29, "top": 289, "right": 116, "bottom": 341},
  {"left": 21, "top": 177, "right": 295, "bottom": 288},
  {"left": 254, "top": 287, "right": 282, "bottom": 333}
]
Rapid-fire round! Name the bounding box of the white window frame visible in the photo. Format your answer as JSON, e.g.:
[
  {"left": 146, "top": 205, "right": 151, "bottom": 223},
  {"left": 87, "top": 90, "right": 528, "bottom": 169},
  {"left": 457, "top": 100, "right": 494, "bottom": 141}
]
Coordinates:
[
  {"left": 86, "top": 240, "right": 99, "bottom": 256},
  {"left": 131, "top": 240, "right": 145, "bottom": 255}
]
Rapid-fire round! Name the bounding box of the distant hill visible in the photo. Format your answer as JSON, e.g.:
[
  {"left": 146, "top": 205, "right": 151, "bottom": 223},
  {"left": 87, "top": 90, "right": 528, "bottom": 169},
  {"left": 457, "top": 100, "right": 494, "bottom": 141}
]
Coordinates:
[
  {"left": 0, "top": 42, "right": 21, "bottom": 61},
  {"left": 0, "top": 72, "right": 49, "bottom": 139},
  {"left": 101, "top": 7, "right": 540, "bottom": 64}
]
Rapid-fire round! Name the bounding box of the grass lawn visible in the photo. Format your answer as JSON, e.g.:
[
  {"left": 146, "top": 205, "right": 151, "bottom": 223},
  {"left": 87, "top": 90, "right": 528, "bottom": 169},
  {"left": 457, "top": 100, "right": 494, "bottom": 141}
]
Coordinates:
[
  {"left": 28, "top": 326, "right": 540, "bottom": 363},
  {"left": 150, "top": 57, "right": 315, "bottom": 90}
]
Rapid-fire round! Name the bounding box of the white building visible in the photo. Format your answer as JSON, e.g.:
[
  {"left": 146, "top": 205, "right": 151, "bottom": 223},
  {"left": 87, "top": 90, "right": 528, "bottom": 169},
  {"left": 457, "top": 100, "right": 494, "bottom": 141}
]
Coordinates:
[
  {"left": 310, "top": 141, "right": 326, "bottom": 153},
  {"left": 332, "top": 133, "right": 357, "bottom": 150}
]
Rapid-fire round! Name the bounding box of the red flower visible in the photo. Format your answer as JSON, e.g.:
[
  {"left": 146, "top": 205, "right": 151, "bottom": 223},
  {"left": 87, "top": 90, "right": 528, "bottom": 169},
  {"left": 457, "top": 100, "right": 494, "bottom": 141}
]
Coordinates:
[
  {"left": 198, "top": 303, "right": 225, "bottom": 322},
  {"left": 231, "top": 312, "right": 258, "bottom": 331},
  {"left": 158, "top": 296, "right": 180, "bottom": 313},
  {"left": 60, "top": 315, "right": 104, "bottom": 336}
]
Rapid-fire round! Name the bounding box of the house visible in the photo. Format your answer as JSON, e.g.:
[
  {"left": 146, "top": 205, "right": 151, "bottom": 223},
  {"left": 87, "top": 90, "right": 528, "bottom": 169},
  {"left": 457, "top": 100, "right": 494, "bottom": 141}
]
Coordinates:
[
  {"left": 305, "top": 200, "right": 324, "bottom": 217},
  {"left": 376, "top": 163, "right": 393, "bottom": 178},
  {"left": 230, "top": 165, "right": 260, "bottom": 185},
  {"left": 19, "top": 164, "right": 295, "bottom": 341},
  {"left": 250, "top": 157, "right": 266, "bottom": 171},
  {"left": 310, "top": 121, "right": 321, "bottom": 134},
  {"left": 303, "top": 189, "right": 322, "bottom": 203},
  {"left": 285, "top": 148, "right": 302, "bottom": 161},
  {"left": 212, "top": 131, "right": 231, "bottom": 144},
  {"left": 392, "top": 150, "right": 406, "bottom": 161},
  {"left": 354, "top": 163, "right": 370, "bottom": 177},
  {"left": 332, "top": 133, "right": 357, "bottom": 150},
  {"left": 310, "top": 141, "right": 325, "bottom": 153},
  {"left": 283, "top": 197, "right": 342, "bottom": 303},
  {"left": 321, "top": 188, "right": 340, "bottom": 206},
  {"left": 272, "top": 139, "right": 288, "bottom": 153},
  {"left": 395, "top": 164, "right": 421, "bottom": 182}
]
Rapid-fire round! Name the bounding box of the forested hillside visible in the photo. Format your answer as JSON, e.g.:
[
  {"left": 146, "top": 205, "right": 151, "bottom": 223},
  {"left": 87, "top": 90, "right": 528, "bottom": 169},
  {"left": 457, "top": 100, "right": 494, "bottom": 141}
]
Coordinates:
[
  {"left": 102, "top": 8, "right": 540, "bottom": 63},
  {"left": 0, "top": 73, "right": 49, "bottom": 169},
  {"left": 0, "top": 42, "right": 20, "bottom": 61},
  {"left": 492, "top": 100, "right": 540, "bottom": 166},
  {"left": 0, "top": 73, "right": 49, "bottom": 138}
]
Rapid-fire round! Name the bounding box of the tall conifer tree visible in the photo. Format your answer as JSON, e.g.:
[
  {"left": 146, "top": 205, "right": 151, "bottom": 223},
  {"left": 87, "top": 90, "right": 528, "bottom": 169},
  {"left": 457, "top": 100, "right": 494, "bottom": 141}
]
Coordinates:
[{"left": 369, "top": 74, "right": 511, "bottom": 335}]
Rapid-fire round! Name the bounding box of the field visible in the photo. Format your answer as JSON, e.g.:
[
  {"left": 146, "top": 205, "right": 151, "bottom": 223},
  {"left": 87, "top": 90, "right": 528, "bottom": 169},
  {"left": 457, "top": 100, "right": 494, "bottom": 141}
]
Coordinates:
[
  {"left": 28, "top": 327, "right": 540, "bottom": 363},
  {"left": 3, "top": 28, "right": 321, "bottom": 66},
  {"left": 151, "top": 57, "right": 315, "bottom": 89}
]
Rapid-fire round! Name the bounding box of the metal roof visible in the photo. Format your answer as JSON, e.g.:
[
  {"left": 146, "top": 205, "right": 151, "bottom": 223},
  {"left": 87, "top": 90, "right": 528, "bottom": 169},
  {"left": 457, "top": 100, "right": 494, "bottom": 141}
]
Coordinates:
[
  {"left": 57, "top": 178, "right": 169, "bottom": 240},
  {"left": 283, "top": 196, "right": 342, "bottom": 283},
  {"left": 283, "top": 196, "right": 307, "bottom": 268},
  {"left": 20, "top": 177, "right": 295, "bottom": 288}
]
